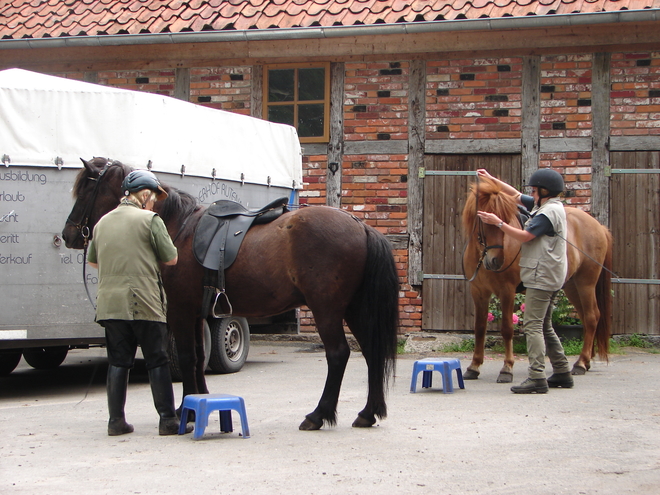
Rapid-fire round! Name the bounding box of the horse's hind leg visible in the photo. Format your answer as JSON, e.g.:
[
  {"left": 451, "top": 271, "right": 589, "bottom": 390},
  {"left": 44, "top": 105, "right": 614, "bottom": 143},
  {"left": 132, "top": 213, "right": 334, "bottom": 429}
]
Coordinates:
[
  {"left": 563, "top": 281, "right": 599, "bottom": 375},
  {"left": 299, "top": 316, "right": 350, "bottom": 431}
]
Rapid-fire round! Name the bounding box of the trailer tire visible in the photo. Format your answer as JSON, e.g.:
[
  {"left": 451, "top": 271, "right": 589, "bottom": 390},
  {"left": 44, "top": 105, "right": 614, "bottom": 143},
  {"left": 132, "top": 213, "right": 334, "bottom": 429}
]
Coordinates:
[
  {"left": 168, "top": 320, "right": 212, "bottom": 382},
  {"left": 0, "top": 349, "right": 23, "bottom": 376},
  {"left": 22, "top": 346, "right": 68, "bottom": 370},
  {"left": 208, "top": 317, "right": 249, "bottom": 374}
]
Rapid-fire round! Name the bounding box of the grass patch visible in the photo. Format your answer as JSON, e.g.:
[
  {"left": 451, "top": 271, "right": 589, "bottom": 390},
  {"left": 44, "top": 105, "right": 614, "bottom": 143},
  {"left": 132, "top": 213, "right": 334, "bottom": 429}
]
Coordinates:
[
  {"left": 437, "top": 339, "right": 475, "bottom": 353},
  {"left": 396, "top": 338, "right": 407, "bottom": 355}
]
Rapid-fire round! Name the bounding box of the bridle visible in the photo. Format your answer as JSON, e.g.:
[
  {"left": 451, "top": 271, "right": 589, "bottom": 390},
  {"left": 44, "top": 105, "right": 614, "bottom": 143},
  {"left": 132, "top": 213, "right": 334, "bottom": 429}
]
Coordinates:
[
  {"left": 65, "top": 162, "right": 116, "bottom": 248},
  {"left": 463, "top": 177, "right": 520, "bottom": 282},
  {"left": 65, "top": 161, "right": 122, "bottom": 309}
]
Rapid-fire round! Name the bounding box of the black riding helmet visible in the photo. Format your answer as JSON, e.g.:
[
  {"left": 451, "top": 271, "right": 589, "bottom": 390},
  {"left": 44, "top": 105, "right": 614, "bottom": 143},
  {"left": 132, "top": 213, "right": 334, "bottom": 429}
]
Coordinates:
[
  {"left": 527, "top": 168, "right": 564, "bottom": 197},
  {"left": 122, "top": 170, "right": 168, "bottom": 201}
]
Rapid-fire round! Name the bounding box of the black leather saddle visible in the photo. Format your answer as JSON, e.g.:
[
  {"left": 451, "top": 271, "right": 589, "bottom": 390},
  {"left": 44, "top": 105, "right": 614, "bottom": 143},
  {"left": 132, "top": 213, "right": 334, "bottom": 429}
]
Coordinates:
[{"left": 193, "top": 196, "right": 289, "bottom": 317}]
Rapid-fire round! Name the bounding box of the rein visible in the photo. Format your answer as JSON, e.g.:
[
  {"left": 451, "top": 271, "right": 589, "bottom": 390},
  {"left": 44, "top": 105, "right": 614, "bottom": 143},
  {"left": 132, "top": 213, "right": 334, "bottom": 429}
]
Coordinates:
[{"left": 65, "top": 162, "right": 118, "bottom": 310}]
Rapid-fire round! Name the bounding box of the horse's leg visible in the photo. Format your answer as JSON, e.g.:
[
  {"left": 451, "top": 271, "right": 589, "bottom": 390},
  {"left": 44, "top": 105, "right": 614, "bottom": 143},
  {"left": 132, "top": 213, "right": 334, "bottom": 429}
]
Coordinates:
[
  {"left": 194, "top": 317, "right": 209, "bottom": 395},
  {"left": 465, "top": 286, "right": 490, "bottom": 380},
  {"left": 563, "top": 281, "right": 600, "bottom": 375},
  {"left": 299, "top": 313, "right": 350, "bottom": 431},
  {"left": 497, "top": 290, "right": 516, "bottom": 383},
  {"left": 167, "top": 309, "right": 206, "bottom": 412}
]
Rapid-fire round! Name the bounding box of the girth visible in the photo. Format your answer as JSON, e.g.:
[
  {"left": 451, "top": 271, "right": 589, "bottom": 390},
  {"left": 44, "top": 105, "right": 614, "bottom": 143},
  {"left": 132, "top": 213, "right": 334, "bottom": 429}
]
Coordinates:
[{"left": 193, "top": 196, "right": 289, "bottom": 318}]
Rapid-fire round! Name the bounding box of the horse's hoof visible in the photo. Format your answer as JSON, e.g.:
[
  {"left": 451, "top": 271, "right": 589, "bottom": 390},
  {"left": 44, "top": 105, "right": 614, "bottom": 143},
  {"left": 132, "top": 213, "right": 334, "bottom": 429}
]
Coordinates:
[
  {"left": 299, "top": 417, "right": 322, "bottom": 431},
  {"left": 463, "top": 369, "right": 480, "bottom": 380},
  {"left": 497, "top": 371, "right": 513, "bottom": 383},
  {"left": 352, "top": 415, "right": 376, "bottom": 428},
  {"left": 571, "top": 364, "right": 587, "bottom": 376}
]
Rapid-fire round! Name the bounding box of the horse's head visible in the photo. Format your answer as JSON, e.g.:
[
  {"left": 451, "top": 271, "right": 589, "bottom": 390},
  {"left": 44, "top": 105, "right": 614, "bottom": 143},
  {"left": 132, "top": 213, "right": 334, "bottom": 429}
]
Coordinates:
[
  {"left": 62, "top": 157, "right": 130, "bottom": 249},
  {"left": 462, "top": 176, "right": 519, "bottom": 272}
]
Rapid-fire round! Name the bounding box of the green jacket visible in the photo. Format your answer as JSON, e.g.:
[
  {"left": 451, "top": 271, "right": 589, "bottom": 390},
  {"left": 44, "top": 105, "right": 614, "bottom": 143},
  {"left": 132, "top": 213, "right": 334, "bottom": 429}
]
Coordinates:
[{"left": 87, "top": 202, "right": 177, "bottom": 322}]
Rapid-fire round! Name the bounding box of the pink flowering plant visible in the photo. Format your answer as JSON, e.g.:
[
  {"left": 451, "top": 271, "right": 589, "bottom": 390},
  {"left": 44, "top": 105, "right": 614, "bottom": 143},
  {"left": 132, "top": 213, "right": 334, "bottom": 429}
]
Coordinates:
[{"left": 488, "top": 293, "right": 525, "bottom": 328}]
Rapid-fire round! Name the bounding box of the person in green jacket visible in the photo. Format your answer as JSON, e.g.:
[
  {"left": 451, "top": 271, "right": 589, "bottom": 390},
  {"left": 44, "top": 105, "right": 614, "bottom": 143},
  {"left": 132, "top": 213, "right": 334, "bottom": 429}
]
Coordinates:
[
  {"left": 476, "top": 168, "right": 574, "bottom": 394},
  {"left": 88, "top": 170, "right": 192, "bottom": 435}
]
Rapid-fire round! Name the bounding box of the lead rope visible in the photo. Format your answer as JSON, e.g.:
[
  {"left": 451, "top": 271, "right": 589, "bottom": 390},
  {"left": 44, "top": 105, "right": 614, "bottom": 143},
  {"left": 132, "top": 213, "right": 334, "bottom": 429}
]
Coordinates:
[
  {"left": 555, "top": 232, "right": 621, "bottom": 281},
  {"left": 81, "top": 230, "right": 97, "bottom": 311}
]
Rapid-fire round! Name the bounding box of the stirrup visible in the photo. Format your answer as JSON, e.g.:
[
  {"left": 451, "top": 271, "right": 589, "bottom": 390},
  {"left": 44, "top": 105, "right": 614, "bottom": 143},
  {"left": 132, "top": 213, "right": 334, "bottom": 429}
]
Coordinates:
[{"left": 211, "top": 289, "right": 233, "bottom": 318}]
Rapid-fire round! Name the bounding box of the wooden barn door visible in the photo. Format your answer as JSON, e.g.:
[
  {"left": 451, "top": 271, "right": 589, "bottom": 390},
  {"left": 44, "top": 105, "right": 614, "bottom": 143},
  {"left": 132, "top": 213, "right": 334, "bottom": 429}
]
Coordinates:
[
  {"left": 421, "top": 154, "right": 522, "bottom": 331},
  {"left": 610, "top": 151, "right": 660, "bottom": 335}
]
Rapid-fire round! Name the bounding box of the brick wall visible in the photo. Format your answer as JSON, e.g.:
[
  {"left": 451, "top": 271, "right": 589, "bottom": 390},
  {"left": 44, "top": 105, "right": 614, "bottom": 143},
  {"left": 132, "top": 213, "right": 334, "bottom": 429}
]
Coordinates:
[
  {"left": 190, "top": 67, "right": 251, "bottom": 114},
  {"left": 540, "top": 54, "right": 593, "bottom": 138},
  {"left": 426, "top": 57, "right": 522, "bottom": 140},
  {"left": 96, "top": 70, "right": 176, "bottom": 96},
  {"left": 344, "top": 61, "right": 409, "bottom": 141},
  {"left": 611, "top": 51, "right": 660, "bottom": 136}
]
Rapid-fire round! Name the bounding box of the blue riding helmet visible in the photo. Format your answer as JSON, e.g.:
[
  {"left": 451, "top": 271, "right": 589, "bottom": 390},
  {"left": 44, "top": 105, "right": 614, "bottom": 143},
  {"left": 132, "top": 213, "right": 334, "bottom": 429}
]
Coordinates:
[{"left": 122, "top": 170, "right": 168, "bottom": 201}]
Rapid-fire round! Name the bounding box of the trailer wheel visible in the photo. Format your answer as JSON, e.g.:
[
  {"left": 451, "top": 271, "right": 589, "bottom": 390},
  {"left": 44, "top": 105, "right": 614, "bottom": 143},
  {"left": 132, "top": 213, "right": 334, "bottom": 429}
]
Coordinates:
[
  {"left": 0, "top": 349, "right": 23, "bottom": 376},
  {"left": 168, "top": 320, "right": 212, "bottom": 382},
  {"left": 22, "top": 346, "right": 69, "bottom": 370},
  {"left": 208, "top": 317, "right": 249, "bottom": 374}
]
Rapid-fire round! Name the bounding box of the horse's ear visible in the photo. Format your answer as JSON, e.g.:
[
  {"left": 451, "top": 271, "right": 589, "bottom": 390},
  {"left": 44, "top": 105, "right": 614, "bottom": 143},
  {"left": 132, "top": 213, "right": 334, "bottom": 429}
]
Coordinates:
[{"left": 80, "top": 158, "right": 94, "bottom": 172}]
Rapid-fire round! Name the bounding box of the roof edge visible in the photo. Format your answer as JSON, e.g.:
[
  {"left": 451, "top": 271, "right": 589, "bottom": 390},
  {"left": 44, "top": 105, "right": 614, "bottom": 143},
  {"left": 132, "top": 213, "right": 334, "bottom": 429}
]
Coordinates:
[{"left": 1, "top": 9, "right": 658, "bottom": 50}]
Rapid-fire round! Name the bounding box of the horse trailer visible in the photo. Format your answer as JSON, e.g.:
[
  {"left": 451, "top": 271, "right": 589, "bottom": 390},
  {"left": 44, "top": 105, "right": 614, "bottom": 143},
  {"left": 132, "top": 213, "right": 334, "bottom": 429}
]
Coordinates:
[{"left": 0, "top": 68, "right": 302, "bottom": 375}]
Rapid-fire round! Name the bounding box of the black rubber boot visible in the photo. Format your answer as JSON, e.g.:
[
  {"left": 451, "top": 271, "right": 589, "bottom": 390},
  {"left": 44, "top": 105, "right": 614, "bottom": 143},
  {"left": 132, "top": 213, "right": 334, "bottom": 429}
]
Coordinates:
[
  {"left": 148, "top": 365, "right": 192, "bottom": 436},
  {"left": 510, "top": 378, "right": 549, "bottom": 394},
  {"left": 107, "top": 365, "right": 134, "bottom": 436},
  {"left": 547, "top": 372, "right": 574, "bottom": 388}
]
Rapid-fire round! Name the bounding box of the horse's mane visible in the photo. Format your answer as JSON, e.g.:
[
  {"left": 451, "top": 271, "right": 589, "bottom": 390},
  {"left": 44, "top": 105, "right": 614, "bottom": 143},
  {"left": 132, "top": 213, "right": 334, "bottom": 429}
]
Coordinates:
[
  {"left": 462, "top": 176, "right": 519, "bottom": 233},
  {"left": 159, "top": 185, "right": 202, "bottom": 239}
]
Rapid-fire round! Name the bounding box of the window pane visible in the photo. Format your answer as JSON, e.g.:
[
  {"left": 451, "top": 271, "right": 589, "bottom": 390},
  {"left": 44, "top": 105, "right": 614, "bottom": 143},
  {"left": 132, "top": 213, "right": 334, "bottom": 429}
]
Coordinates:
[
  {"left": 268, "top": 105, "right": 294, "bottom": 127},
  {"left": 298, "top": 68, "right": 325, "bottom": 101},
  {"left": 268, "top": 69, "right": 294, "bottom": 102},
  {"left": 298, "top": 103, "right": 324, "bottom": 137}
]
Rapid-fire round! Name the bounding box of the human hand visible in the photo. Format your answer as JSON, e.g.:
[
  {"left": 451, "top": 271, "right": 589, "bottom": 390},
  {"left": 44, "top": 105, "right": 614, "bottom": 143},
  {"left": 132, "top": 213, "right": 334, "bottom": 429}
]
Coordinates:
[
  {"left": 476, "top": 211, "right": 501, "bottom": 226},
  {"left": 476, "top": 169, "right": 494, "bottom": 180}
]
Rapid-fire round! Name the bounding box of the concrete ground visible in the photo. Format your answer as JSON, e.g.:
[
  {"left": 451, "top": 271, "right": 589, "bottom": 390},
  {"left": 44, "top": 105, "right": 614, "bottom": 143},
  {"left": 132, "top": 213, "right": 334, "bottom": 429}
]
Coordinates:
[{"left": 1, "top": 339, "right": 659, "bottom": 494}]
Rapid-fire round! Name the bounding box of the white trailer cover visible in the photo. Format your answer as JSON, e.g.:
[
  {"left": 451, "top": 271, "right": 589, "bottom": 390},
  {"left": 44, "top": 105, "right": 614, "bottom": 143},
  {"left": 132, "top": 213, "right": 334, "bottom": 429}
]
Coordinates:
[{"left": 0, "top": 68, "right": 302, "bottom": 189}]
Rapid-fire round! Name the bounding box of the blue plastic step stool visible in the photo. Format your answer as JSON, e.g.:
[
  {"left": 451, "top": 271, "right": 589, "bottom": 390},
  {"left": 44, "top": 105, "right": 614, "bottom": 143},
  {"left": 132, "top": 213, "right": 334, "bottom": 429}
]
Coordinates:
[
  {"left": 410, "top": 358, "right": 464, "bottom": 393},
  {"left": 178, "top": 393, "right": 250, "bottom": 439}
]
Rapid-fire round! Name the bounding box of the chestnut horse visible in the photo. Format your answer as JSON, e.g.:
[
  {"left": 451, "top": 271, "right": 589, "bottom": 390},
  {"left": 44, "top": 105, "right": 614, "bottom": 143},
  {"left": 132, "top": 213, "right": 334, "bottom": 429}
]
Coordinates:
[
  {"left": 462, "top": 176, "right": 612, "bottom": 382},
  {"left": 62, "top": 158, "right": 399, "bottom": 430}
]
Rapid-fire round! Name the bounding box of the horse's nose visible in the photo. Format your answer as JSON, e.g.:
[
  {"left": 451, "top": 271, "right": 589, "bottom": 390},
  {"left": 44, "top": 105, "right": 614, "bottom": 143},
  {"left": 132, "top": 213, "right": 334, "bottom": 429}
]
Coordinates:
[{"left": 485, "top": 256, "right": 502, "bottom": 271}]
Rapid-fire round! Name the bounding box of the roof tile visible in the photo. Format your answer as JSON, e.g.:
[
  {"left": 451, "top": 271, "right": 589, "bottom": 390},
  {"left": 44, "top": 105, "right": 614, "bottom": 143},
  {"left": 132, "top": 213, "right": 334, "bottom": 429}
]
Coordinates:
[{"left": 0, "top": 0, "right": 657, "bottom": 40}]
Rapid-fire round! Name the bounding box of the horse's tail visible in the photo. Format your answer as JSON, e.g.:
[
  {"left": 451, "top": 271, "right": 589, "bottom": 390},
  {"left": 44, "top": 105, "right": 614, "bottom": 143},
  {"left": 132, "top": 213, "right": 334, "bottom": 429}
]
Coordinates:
[
  {"left": 347, "top": 224, "right": 400, "bottom": 419},
  {"left": 595, "top": 229, "right": 613, "bottom": 361}
]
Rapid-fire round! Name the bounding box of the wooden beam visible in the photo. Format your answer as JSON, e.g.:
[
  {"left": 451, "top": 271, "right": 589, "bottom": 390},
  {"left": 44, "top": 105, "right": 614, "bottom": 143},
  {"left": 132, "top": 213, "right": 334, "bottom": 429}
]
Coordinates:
[
  {"left": 250, "top": 65, "right": 263, "bottom": 118},
  {"left": 539, "top": 138, "right": 592, "bottom": 153},
  {"left": 407, "top": 59, "right": 426, "bottom": 286},
  {"left": 174, "top": 67, "right": 190, "bottom": 102},
  {"left": 521, "top": 55, "right": 540, "bottom": 182},
  {"left": 344, "top": 140, "right": 407, "bottom": 155},
  {"left": 591, "top": 52, "right": 611, "bottom": 226},
  {"left": 426, "top": 138, "right": 520, "bottom": 154},
  {"left": 610, "top": 136, "right": 660, "bottom": 151},
  {"left": 326, "top": 62, "right": 344, "bottom": 208}
]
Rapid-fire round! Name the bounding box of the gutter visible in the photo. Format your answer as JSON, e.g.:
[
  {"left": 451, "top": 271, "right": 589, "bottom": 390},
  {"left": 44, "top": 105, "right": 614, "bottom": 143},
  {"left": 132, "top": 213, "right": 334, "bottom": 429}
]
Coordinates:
[{"left": 0, "top": 9, "right": 659, "bottom": 50}]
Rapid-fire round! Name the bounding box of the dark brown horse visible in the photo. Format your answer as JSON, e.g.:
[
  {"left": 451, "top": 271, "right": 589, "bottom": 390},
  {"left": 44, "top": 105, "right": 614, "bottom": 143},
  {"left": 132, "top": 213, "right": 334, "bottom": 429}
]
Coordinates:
[
  {"left": 462, "top": 176, "right": 612, "bottom": 382},
  {"left": 62, "top": 157, "right": 399, "bottom": 430}
]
